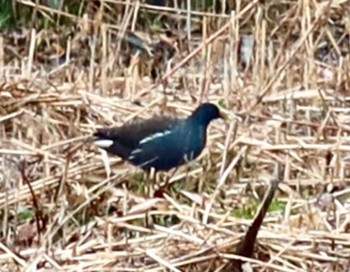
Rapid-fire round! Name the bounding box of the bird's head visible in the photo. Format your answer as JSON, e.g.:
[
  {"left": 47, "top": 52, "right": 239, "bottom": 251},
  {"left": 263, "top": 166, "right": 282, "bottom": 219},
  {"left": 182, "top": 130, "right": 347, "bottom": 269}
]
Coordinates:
[{"left": 190, "top": 103, "right": 224, "bottom": 126}]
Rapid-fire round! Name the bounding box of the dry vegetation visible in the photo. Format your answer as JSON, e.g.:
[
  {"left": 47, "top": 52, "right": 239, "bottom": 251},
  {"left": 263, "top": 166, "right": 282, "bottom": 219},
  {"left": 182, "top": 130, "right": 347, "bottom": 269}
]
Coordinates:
[{"left": 1, "top": 0, "right": 350, "bottom": 271}]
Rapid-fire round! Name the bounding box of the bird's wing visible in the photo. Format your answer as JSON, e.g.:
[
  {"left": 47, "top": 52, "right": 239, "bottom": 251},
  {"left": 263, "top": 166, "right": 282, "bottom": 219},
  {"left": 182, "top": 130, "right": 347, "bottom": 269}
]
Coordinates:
[{"left": 94, "top": 115, "right": 180, "bottom": 150}]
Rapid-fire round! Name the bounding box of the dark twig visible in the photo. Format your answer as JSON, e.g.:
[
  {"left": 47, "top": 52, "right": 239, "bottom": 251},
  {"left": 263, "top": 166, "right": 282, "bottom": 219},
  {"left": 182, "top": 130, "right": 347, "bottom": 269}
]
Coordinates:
[{"left": 226, "top": 164, "right": 283, "bottom": 271}]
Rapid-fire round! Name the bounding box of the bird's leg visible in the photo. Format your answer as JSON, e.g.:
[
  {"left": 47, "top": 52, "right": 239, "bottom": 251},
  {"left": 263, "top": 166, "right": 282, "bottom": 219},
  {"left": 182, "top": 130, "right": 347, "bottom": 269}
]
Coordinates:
[
  {"left": 168, "top": 167, "right": 181, "bottom": 187},
  {"left": 151, "top": 168, "right": 178, "bottom": 197},
  {"left": 145, "top": 167, "right": 156, "bottom": 197},
  {"left": 162, "top": 168, "right": 173, "bottom": 187},
  {"left": 184, "top": 161, "right": 193, "bottom": 186},
  {"left": 182, "top": 154, "right": 195, "bottom": 187}
]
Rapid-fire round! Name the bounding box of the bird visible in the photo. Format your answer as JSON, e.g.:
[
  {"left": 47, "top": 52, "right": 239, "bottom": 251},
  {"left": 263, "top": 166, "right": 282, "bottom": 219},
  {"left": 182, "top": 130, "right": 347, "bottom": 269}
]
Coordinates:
[{"left": 93, "top": 103, "right": 223, "bottom": 171}]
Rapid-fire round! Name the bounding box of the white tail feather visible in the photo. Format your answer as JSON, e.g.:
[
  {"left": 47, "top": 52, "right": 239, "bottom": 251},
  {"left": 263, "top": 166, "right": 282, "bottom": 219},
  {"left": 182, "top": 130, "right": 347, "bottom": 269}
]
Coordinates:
[{"left": 94, "top": 139, "right": 114, "bottom": 148}]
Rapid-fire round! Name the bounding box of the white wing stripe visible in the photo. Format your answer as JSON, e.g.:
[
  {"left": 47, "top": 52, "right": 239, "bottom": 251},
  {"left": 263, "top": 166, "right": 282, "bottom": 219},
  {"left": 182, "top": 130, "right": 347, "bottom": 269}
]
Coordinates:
[
  {"left": 139, "top": 156, "right": 158, "bottom": 168},
  {"left": 139, "top": 130, "right": 172, "bottom": 145},
  {"left": 94, "top": 139, "right": 114, "bottom": 148},
  {"left": 128, "top": 148, "right": 143, "bottom": 160}
]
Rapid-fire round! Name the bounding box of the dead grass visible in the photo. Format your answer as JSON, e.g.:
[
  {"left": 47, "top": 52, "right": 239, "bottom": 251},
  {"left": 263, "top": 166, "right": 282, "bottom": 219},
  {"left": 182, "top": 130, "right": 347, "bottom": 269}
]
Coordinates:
[{"left": 1, "top": 0, "right": 350, "bottom": 271}]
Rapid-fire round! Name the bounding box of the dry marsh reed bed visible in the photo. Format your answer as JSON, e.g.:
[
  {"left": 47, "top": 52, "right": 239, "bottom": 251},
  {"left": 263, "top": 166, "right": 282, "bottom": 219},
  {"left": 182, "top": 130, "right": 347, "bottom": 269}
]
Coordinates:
[{"left": 1, "top": 0, "right": 350, "bottom": 271}]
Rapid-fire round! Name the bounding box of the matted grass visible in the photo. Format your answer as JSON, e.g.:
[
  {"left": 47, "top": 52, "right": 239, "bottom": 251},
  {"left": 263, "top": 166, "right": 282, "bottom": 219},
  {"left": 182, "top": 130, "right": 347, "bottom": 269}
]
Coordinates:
[{"left": 1, "top": 0, "right": 350, "bottom": 271}]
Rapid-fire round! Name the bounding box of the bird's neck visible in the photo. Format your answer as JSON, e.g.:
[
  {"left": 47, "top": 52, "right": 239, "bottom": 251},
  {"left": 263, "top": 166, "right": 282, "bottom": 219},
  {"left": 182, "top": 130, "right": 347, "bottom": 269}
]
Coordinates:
[{"left": 187, "top": 116, "right": 211, "bottom": 128}]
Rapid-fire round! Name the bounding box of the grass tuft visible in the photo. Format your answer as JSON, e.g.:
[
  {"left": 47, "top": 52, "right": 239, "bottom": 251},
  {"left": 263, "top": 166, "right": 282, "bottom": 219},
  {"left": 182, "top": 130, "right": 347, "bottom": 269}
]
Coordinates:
[{"left": 0, "top": 0, "right": 350, "bottom": 271}]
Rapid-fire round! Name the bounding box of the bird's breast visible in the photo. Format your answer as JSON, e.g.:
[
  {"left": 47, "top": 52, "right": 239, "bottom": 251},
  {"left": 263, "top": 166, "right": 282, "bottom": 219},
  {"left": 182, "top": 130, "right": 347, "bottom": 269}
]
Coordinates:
[{"left": 181, "top": 125, "right": 206, "bottom": 160}]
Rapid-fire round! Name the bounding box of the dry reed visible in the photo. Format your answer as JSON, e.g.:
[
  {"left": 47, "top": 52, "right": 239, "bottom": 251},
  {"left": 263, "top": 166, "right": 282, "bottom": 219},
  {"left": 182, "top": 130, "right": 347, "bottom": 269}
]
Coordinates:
[{"left": 1, "top": 0, "right": 350, "bottom": 271}]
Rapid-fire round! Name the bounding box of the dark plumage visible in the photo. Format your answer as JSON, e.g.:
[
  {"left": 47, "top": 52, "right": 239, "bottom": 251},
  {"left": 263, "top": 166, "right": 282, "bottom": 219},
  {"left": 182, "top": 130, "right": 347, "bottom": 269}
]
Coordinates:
[{"left": 93, "top": 103, "right": 222, "bottom": 171}]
